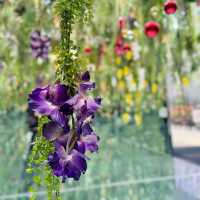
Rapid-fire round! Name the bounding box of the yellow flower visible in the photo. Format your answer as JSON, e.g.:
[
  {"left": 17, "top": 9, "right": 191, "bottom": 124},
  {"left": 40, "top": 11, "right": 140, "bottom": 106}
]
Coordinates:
[
  {"left": 122, "top": 113, "right": 131, "bottom": 124},
  {"left": 134, "top": 114, "right": 142, "bottom": 127},
  {"left": 123, "top": 66, "right": 129, "bottom": 76},
  {"left": 181, "top": 76, "right": 190, "bottom": 87},
  {"left": 125, "top": 94, "right": 133, "bottom": 106},
  {"left": 131, "top": 79, "right": 136, "bottom": 87},
  {"left": 115, "top": 57, "right": 121, "bottom": 65},
  {"left": 126, "top": 51, "right": 133, "bottom": 61},
  {"left": 133, "top": 30, "right": 139, "bottom": 38},
  {"left": 117, "top": 80, "right": 125, "bottom": 90},
  {"left": 143, "top": 80, "right": 148, "bottom": 88},
  {"left": 135, "top": 91, "right": 142, "bottom": 102},
  {"left": 116, "top": 69, "right": 123, "bottom": 79},
  {"left": 151, "top": 83, "right": 158, "bottom": 94}
]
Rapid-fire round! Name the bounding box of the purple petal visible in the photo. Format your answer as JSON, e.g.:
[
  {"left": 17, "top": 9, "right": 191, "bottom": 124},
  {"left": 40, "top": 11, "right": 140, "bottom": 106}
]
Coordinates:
[
  {"left": 82, "top": 123, "right": 93, "bottom": 135},
  {"left": 28, "top": 87, "right": 57, "bottom": 115},
  {"left": 66, "top": 94, "right": 85, "bottom": 110},
  {"left": 64, "top": 164, "right": 81, "bottom": 181},
  {"left": 54, "top": 134, "right": 69, "bottom": 150},
  {"left": 31, "top": 41, "right": 42, "bottom": 49},
  {"left": 48, "top": 152, "right": 63, "bottom": 177},
  {"left": 48, "top": 84, "right": 70, "bottom": 106},
  {"left": 70, "top": 150, "right": 87, "bottom": 172},
  {"left": 94, "top": 97, "right": 102, "bottom": 105},
  {"left": 76, "top": 141, "right": 86, "bottom": 154},
  {"left": 81, "top": 134, "right": 99, "bottom": 153},
  {"left": 56, "top": 145, "right": 67, "bottom": 159},
  {"left": 50, "top": 109, "right": 69, "bottom": 129},
  {"left": 42, "top": 121, "right": 64, "bottom": 141},
  {"left": 41, "top": 52, "right": 49, "bottom": 59},
  {"left": 86, "top": 98, "right": 101, "bottom": 112},
  {"left": 40, "top": 36, "right": 50, "bottom": 43},
  {"left": 80, "top": 81, "right": 95, "bottom": 92},
  {"left": 31, "top": 31, "right": 41, "bottom": 40},
  {"left": 81, "top": 71, "right": 90, "bottom": 81},
  {"left": 60, "top": 103, "right": 73, "bottom": 115}
]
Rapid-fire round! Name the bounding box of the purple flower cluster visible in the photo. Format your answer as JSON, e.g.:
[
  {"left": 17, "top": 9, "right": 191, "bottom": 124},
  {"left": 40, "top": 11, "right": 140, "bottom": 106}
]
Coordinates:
[
  {"left": 30, "top": 31, "right": 50, "bottom": 59},
  {"left": 28, "top": 72, "right": 101, "bottom": 182}
]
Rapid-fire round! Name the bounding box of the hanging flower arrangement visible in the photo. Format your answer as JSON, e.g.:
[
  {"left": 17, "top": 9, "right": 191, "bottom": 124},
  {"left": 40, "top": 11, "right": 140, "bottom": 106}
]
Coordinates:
[
  {"left": 112, "top": 15, "right": 144, "bottom": 127},
  {"left": 30, "top": 30, "right": 51, "bottom": 60},
  {"left": 28, "top": 72, "right": 101, "bottom": 182},
  {"left": 27, "top": 0, "right": 101, "bottom": 199},
  {"left": 144, "top": 21, "right": 160, "bottom": 38},
  {"left": 164, "top": 0, "right": 178, "bottom": 15}
]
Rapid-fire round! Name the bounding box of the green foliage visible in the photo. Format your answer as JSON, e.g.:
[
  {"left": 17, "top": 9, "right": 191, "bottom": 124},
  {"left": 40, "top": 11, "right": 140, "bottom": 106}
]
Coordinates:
[
  {"left": 54, "top": 0, "right": 94, "bottom": 23},
  {"left": 27, "top": 116, "right": 61, "bottom": 200},
  {"left": 26, "top": 0, "right": 95, "bottom": 199},
  {"left": 54, "top": 0, "right": 94, "bottom": 88}
]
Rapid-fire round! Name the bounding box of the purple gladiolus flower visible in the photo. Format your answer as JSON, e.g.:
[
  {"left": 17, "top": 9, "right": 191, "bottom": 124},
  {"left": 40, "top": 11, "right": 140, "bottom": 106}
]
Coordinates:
[
  {"left": 28, "top": 84, "right": 70, "bottom": 128},
  {"left": 48, "top": 149, "right": 87, "bottom": 182},
  {"left": 66, "top": 72, "right": 101, "bottom": 113},
  {"left": 43, "top": 121, "right": 66, "bottom": 141},
  {"left": 28, "top": 71, "right": 102, "bottom": 182}
]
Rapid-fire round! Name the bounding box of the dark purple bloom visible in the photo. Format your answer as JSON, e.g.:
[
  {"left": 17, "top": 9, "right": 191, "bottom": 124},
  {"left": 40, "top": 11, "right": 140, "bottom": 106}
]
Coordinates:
[
  {"left": 29, "top": 71, "right": 102, "bottom": 182},
  {"left": 48, "top": 148, "right": 87, "bottom": 182},
  {"left": 75, "top": 121, "right": 99, "bottom": 154},
  {"left": 43, "top": 121, "right": 65, "bottom": 141},
  {"left": 66, "top": 79, "right": 100, "bottom": 113},
  {"left": 30, "top": 31, "right": 51, "bottom": 59},
  {"left": 81, "top": 71, "right": 90, "bottom": 81},
  {"left": 77, "top": 126, "right": 99, "bottom": 153},
  {"left": 28, "top": 84, "right": 70, "bottom": 128}
]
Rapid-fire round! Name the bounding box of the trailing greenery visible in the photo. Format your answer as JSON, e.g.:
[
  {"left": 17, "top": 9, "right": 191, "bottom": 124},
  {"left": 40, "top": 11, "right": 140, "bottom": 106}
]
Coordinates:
[
  {"left": 26, "top": 117, "right": 61, "bottom": 200},
  {"left": 26, "top": 0, "right": 95, "bottom": 199},
  {"left": 54, "top": 0, "right": 94, "bottom": 88}
]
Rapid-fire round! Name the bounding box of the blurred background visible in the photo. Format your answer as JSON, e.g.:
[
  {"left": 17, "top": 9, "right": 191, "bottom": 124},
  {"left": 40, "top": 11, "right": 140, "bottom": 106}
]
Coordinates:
[{"left": 1, "top": 0, "right": 200, "bottom": 199}]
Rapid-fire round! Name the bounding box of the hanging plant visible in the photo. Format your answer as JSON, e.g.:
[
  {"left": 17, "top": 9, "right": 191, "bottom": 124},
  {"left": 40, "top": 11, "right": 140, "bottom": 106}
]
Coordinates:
[
  {"left": 27, "top": 0, "right": 101, "bottom": 199},
  {"left": 144, "top": 21, "right": 160, "bottom": 38},
  {"left": 30, "top": 30, "right": 51, "bottom": 60},
  {"left": 164, "top": 0, "right": 178, "bottom": 15}
]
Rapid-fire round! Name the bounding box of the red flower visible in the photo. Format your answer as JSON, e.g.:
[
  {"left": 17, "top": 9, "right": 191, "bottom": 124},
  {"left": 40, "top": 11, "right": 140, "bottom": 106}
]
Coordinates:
[
  {"left": 118, "top": 17, "right": 126, "bottom": 30},
  {"left": 164, "top": 0, "right": 177, "bottom": 15},
  {"left": 114, "top": 36, "right": 124, "bottom": 56},
  {"left": 144, "top": 21, "right": 160, "bottom": 38},
  {"left": 84, "top": 47, "right": 92, "bottom": 54},
  {"left": 123, "top": 43, "right": 131, "bottom": 52}
]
